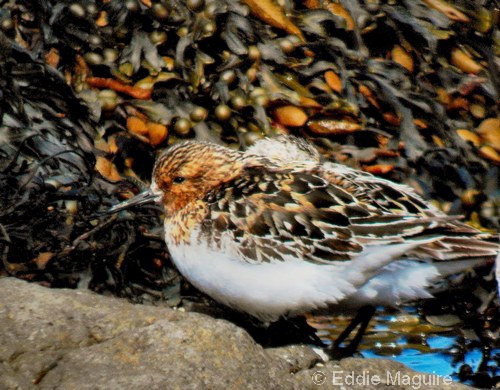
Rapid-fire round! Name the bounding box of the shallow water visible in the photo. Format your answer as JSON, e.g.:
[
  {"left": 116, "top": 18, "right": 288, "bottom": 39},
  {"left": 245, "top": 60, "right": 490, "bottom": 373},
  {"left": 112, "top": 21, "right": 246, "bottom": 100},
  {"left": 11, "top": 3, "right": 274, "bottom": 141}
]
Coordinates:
[{"left": 309, "top": 306, "right": 499, "bottom": 387}]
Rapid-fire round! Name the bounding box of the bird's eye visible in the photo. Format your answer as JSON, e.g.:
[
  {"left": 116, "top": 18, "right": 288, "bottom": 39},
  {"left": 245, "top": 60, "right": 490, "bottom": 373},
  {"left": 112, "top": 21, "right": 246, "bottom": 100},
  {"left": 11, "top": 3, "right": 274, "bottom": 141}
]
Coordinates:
[{"left": 172, "top": 176, "right": 185, "bottom": 184}]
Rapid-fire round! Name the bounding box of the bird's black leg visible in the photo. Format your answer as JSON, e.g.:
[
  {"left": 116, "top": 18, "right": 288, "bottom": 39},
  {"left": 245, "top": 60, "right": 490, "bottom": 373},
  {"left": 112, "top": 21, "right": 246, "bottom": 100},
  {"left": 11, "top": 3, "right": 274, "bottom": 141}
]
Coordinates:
[
  {"left": 265, "top": 315, "right": 327, "bottom": 347},
  {"left": 288, "top": 315, "right": 326, "bottom": 347},
  {"left": 328, "top": 305, "right": 376, "bottom": 358}
]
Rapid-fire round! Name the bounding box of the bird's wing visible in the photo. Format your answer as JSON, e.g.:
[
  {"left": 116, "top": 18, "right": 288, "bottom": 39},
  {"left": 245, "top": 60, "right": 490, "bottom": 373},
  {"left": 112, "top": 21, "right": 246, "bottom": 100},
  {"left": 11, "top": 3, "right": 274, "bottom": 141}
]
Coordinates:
[
  {"left": 319, "top": 163, "right": 499, "bottom": 260},
  {"left": 202, "top": 166, "right": 363, "bottom": 264},
  {"left": 200, "top": 165, "right": 497, "bottom": 265}
]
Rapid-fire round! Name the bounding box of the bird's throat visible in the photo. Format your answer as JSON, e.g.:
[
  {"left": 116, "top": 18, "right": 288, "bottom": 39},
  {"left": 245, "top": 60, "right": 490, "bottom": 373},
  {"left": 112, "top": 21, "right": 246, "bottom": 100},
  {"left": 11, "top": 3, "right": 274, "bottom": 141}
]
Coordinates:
[{"left": 164, "top": 200, "right": 208, "bottom": 246}]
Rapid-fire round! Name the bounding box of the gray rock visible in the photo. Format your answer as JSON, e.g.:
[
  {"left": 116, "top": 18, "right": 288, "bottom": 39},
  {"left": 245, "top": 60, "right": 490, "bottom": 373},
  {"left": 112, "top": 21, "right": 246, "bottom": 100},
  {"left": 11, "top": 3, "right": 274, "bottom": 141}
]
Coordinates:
[
  {"left": 0, "top": 278, "right": 471, "bottom": 389},
  {"left": 267, "top": 345, "right": 323, "bottom": 373}
]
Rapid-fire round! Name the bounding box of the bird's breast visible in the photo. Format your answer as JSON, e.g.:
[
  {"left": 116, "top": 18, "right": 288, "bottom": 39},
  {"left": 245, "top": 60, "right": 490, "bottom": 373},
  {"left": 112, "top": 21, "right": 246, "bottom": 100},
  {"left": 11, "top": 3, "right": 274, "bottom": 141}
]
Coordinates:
[{"left": 164, "top": 200, "right": 209, "bottom": 246}]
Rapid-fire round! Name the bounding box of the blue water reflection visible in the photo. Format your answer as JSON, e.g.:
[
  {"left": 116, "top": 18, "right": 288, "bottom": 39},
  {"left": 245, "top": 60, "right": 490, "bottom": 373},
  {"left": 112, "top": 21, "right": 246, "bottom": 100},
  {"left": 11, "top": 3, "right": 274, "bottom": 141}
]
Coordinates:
[{"left": 310, "top": 305, "right": 499, "bottom": 384}]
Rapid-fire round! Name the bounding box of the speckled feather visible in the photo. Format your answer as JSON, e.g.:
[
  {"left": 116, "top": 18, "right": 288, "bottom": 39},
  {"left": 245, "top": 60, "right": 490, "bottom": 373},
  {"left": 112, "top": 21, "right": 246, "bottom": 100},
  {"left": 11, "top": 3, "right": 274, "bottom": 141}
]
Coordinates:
[{"left": 155, "top": 138, "right": 497, "bottom": 263}]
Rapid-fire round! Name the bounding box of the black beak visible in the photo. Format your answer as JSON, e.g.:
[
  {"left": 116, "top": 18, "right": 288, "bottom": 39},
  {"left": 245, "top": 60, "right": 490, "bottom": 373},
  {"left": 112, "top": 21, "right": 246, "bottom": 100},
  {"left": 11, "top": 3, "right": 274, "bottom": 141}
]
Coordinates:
[{"left": 107, "top": 189, "right": 160, "bottom": 214}]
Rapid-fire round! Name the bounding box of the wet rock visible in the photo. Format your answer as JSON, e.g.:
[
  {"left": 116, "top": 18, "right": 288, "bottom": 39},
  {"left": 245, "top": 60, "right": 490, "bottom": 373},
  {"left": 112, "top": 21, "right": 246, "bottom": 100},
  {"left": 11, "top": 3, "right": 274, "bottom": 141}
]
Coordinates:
[{"left": 0, "top": 278, "right": 472, "bottom": 389}]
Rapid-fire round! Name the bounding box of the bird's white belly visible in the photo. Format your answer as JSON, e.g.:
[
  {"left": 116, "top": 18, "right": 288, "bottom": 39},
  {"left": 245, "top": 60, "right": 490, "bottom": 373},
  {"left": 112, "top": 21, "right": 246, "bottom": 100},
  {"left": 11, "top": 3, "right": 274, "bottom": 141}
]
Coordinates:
[
  {"left": 166, "top": 232, "right": 449, "bottom": 322},
  {"left": 168, "top": 240, "right": 356, "bottom": 322}
]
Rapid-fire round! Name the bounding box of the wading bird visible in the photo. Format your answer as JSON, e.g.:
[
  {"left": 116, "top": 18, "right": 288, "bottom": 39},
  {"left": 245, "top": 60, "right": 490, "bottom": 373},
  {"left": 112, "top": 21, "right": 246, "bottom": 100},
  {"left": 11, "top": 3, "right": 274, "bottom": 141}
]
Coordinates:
[{"left": 109, "top": 136, "right": 498, "bottom": 352}]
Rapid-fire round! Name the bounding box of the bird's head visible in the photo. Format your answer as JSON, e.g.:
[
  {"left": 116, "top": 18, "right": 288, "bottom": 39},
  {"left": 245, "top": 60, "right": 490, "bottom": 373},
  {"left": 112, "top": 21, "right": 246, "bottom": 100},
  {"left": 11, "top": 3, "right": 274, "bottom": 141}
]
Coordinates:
[
  {"left": 151, "top": 141, "right": 248, "bottom": 215},
  {"left": 108, "top": 141, "right": 251, "bottom": 216}
]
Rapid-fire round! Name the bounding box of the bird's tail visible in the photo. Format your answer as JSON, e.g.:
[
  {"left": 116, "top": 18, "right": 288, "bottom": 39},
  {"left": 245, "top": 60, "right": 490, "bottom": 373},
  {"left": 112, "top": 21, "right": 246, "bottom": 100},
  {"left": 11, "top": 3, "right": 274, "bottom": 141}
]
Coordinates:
[{"left": 342, "top": 237, "right": 442, "bottom": 287}]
